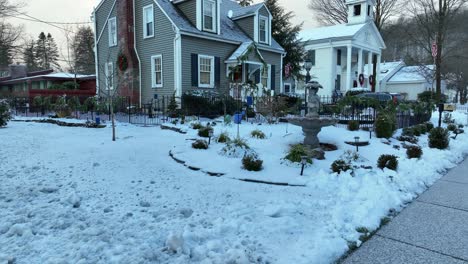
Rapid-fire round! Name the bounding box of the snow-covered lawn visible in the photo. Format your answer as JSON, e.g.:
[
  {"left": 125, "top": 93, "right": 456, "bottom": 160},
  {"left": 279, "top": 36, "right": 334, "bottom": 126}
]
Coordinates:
[{"left": 1, "top": 111, "right": 467, "bottom": 264}]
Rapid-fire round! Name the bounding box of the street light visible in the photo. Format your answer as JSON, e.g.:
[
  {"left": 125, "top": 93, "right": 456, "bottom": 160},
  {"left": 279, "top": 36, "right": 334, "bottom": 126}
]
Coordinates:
[
  {"left": 300, "top": 156, "right": 308, "bottom": 176},
  {"left": 208, "top": 130, "right": 214, "bottom": 145},
  {"left": 354, "top": 136, "right": 360, "bottom": 152}
]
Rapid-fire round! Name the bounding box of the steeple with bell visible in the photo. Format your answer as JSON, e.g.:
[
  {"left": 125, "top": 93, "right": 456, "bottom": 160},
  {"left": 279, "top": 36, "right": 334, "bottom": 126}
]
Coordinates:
[{"left": 346, "top": 0, "right": 375, "bottom": 25}]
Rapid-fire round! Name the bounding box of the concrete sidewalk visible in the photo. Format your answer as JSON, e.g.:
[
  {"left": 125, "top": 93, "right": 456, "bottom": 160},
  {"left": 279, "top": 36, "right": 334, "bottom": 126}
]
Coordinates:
[{"left": 342, "top": 158, "right": 468, "bottom": 264}]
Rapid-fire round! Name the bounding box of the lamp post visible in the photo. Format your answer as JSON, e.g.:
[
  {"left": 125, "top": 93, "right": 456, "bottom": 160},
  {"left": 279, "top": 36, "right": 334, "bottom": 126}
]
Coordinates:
[
  {"left": 208, "top": 130, "right": 213, "bottom": 145},
  {"left": 300, "top": 156, "right": 308, "bottom": 176},
  {"left": 354, "top": 136, "right": 360, "bottom": 152},
  {"left": 369, "top": 126, "right": 373, "bottom": 139},
  {"left": 304, "top": 62, "right": 313, "bottom": 116}
]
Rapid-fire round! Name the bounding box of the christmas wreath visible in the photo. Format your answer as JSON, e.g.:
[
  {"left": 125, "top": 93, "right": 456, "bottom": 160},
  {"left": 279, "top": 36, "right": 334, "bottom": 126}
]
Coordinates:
[
  {"left": 358, "top": 73, "right": 365, "bottom": 86},
  {"left": 369, "top": 75, "right": 375, "bottom": 86},
  {"left": 117, "top": 53, "right": 128, "bottom": 72}
]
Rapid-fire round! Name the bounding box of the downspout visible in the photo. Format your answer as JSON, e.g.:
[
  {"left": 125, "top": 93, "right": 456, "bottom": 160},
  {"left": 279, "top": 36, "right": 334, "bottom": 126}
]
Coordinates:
[
  {"left": 172, "top": 25, "right": 182, "bottom": 105},
  {"left": 280, "top": 52, "right": 286, "bottom": 94},
  {"left": 133, "top": 0, "right": 142, "bottom": 107},
  {"left": 92, "top": 8, "right": 99, "bottom": 96}
]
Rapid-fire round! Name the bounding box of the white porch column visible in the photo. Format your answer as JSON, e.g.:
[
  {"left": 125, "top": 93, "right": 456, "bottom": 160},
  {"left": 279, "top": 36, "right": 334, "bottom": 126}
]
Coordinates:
[
  {"left": 367, "top": 51, "right": 373, "bottom": 88},
  {"left": 357, "top": 49, "right": 363, "bottom": 87},
  {"left": 346, "top": 45, "right": 353, "bottom": 91},
  {"left": 375, "top": 53, "right": 382, "bottom": 92}
]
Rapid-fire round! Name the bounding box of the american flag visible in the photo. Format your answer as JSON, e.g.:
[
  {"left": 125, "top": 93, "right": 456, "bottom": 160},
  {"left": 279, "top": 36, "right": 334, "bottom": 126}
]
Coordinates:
[
  {"left": 432, "top": 41, "right": 438, "bottom": 58},
  {"left": 285, "top": 63, "right": 292, "bottom": 78}
]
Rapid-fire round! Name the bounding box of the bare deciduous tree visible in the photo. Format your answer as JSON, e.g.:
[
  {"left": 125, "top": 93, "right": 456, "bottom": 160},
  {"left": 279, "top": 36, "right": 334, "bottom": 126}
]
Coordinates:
[
  {"left": 308, "top": 0, "right": 401, "bottom": 30},
  {"left": 409, "top": 0, "right": 468, "bottom": 101}
]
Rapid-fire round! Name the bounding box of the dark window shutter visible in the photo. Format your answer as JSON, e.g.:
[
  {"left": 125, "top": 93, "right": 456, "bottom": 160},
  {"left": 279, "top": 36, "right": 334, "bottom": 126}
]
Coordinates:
[
  {"left": 215, "top": 57, "right": 220, "bottom": 87},
  {"left": 191, "top": 54, "right": 198, "bottom": 87},
  {"left": 270, "top": 65, "right": 276, "bottom": 90}
]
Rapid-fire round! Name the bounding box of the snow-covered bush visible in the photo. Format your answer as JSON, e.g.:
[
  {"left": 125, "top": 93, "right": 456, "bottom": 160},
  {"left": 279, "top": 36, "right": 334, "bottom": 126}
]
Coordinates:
[
  {"left": 406, "top": 146, "right": 423, "bottom": 159},
  {"left": 330, "top": 159, "right": 351, "bottom": 174},
  {"left": 425, "top": 122, "right": 434, "bottom": 131},
  {"left": 417, "top": 124, "right": 428, "bottom": 134},
  {"left": 401, "top": 127, "right": 414, "bottom": 137},
  {"left": 447, "top": 123, "right": 457, "bottom": 132},
  {"left": 250, "top": 129, "right": 266, "bottom": 139},
  {"left": 192, "top": 139, "right": 208, "bottom": 149},
  {"left": 0, "top": 99, "right": 11, "bottom": 127},
  {"left": 428, "top": 127, "right": 449, "bottom": 149},
  {"left": 217, "top": 132, "right": 231, "bottom": 143},
  {"left": 375, "top": 111, "right": 396, "bottom": 138},
  {"left": 191, "top": 122, "right": 203, "bottom": 129},
  {"left": 377, "top": 155, "right": 398, "bottom": 171},
  {"left": 397, "top": 135, "right": 418, "bottom": 144},
  {"left": 219, "top": 138, "right": 250, "bottom": 158},
  {"left": 285, "top": 144, "right": 312, "bottom": 164},
  {"left": 242, "top": 153, "right": 263, "bottom": 171},
  {"left": 347, "top": 120, "right": 359, "bottom": 131},
  {"left": 198, "top": 126, "right": 213, "bottom": 138}
]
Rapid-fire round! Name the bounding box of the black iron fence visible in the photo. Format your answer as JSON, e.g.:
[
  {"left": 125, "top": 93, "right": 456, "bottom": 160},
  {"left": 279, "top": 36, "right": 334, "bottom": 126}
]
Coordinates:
[{"left": 4, "top": 94, "right": 432, "bottom": 129}]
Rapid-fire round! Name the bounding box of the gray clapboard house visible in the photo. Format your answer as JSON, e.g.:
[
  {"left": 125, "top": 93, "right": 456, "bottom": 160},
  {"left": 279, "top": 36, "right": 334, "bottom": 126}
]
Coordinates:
[{"left": 93, "top": 0, "right": 285, "bottom": 106}]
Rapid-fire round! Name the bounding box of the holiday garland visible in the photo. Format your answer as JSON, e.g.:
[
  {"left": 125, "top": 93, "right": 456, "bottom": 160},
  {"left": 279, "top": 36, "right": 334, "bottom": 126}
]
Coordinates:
[{"left": 117, "top": 53, "right": 128, "bottom": 72}]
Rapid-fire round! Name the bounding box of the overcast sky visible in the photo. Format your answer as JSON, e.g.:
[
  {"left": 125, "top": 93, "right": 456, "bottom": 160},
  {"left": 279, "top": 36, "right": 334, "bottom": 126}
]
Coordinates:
[{"left": 7, "top": 0, "right": 318, "bottom": 68}]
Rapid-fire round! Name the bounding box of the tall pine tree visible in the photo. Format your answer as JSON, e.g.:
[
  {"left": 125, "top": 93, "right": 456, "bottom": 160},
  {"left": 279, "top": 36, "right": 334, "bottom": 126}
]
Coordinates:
[
  {"left": 237, "top": 0, "right": 252, "bottom": 6},
  {"left": 264, "top": 0, "right": 305, "bottom": 79},
  {"left": 71, "top": 26, "right": 95, "bottom": 74},
  {"left": 35, "top": 32, "right": 60, "bottom": 70},
  {"left": 23, "top": 40, "right": 38, "bottom": 71},
  {"left": 46, "top": 33, "right": 60, "bottom": 70}
]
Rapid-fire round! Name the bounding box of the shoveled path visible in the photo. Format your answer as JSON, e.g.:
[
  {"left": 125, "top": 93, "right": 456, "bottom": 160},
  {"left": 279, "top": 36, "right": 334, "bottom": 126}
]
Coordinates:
[{"left": 342, "top": 158, "right": 468, "bottom": 264}]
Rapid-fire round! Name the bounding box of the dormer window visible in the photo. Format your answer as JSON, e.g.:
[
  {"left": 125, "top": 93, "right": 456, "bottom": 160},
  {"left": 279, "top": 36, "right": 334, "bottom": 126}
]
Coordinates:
[
  {"left": 203, "top": 0, "right": 216, "bottom": 32},
  {"left": 259, "top": 16, "right": 268, "bottom": 44},
  {"left": 354, "top": 5, "right": 361, "bottom": 16}
]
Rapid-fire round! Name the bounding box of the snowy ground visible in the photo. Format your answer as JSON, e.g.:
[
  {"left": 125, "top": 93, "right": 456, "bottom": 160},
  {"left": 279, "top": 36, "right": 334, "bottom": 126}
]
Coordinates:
[{"left": 1, "top": 111, "right": 468, "bottom": 264}]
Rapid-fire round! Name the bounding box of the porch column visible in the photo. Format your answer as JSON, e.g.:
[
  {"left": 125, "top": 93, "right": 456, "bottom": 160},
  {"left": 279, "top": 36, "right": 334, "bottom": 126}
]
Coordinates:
[
  {"left": 357, "top": 49, "right": 363, "bottom": 87},
  {"left": 375, "top": 53, "right": 382, "bottom": 92},
  {"left": 367, "top": 51, "right": 373, "bottom": 88},
  {"left": 346, "top": 45, "right": 353, "bottom": 91}
]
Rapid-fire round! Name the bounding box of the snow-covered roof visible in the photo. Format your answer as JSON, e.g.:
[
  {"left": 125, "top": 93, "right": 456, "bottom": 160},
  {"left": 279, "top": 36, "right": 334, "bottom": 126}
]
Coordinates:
[
  {"left": 364, "top": 61, "right": 404, "bottom": 81},
  {"left": 388, "top": 65, "right": 434, "bottom": 83},
  {"left": 156, "top": 0, "right": 284, "bottom": 53},
  {"left": 231, "top": 3, "right": 264, "bottom": 19},
  {"left": 225, "top": 41, "right": 256, "bottom": 63},
  {"left": 299, "top": 23, "right": 367, "bottom": 41}
]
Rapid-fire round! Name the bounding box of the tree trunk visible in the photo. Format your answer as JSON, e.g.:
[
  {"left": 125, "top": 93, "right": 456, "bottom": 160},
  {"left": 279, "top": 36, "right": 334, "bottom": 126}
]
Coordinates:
[{"left": 110, "top": 96, "right": 116, "bottom": 141}]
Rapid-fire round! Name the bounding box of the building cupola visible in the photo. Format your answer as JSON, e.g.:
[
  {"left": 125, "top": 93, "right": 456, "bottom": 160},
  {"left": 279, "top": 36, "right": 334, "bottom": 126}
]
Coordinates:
[{"left": 346, "top": 0, "right": 375, "bottom": 25}]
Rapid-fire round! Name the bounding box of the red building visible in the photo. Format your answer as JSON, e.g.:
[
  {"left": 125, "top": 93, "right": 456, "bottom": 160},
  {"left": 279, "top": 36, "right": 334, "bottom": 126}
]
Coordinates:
[{"left": 0, "top": 65, "right": 96, "bottom": 99}]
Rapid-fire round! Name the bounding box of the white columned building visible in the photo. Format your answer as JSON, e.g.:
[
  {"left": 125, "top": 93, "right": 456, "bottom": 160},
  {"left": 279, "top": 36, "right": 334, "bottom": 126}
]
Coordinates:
[{"left": 299, "top": 0, "right": 386, "bottom": 97}]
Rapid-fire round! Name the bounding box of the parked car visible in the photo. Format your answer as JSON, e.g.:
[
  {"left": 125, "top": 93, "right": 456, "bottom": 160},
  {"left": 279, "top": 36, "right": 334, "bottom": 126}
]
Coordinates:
[{"left": 356, "top": 92, "right": 393, "bottom": 103}]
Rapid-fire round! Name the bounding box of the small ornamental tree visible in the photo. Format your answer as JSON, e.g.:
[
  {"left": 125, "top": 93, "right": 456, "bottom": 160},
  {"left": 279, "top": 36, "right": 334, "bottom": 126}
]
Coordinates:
[
  {"left": 68, "top": 96, "right": 81, "bottom": 117},
  {"left": 0, "top": 99, "right": 12, "bottom": 127}
]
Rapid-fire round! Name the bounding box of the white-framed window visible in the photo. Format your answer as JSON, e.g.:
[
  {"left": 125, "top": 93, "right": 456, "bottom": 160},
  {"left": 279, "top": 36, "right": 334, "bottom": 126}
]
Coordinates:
[
  {"left": 143, "top": 4, "right": 154, "bottom": 38},
  {"left": 260, "top": 64, "right": 271, "bottom": 89},
  {"left": 284, "top": 83, "right": 293, "bottom": 94},
  {"left": 259, "top": 16, "right": 268, "bottom": 44},
  {"left": 108, "top": 17, "right": 117, "bottom": 47},
  {"left": 151, "top": 55, "right": 163, "bottom": 88},
  {"left": 105, "top": 62, "right": 114, "bottom": 90},
  {"left": 203, "top": 0, "right": 216, "bottom": 32},
  {"left": 198, "top": 55, "right": 214, "bottom": 88}
]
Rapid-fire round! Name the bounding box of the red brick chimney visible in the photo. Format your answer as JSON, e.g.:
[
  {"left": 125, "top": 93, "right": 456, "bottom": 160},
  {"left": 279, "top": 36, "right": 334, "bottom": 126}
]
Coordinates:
[{"left": 117, "top": 0, "right": 140, "bottom": 105}]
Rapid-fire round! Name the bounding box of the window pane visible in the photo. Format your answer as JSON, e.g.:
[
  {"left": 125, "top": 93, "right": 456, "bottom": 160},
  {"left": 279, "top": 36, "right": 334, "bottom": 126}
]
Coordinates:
[
  {"left": 199, "top": 57, "right": 213, "bottom": 86},
  {"left": 259, "top": 18, "right": 267, "bottom": 42},
  {"left": 203, "top": 0, "right": 214, "bottom": 31}
]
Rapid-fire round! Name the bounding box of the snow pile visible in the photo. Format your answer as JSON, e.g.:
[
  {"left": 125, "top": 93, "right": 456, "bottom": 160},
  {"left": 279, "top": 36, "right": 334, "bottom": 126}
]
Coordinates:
[{"left": 1, "top": 111, "right": 467, "bottom": 264}]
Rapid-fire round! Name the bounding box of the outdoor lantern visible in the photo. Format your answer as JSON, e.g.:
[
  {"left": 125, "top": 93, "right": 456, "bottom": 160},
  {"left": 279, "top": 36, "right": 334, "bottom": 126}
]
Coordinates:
[
  {"left": 300, "top": 156, "right": 308, "bottom": 176},
  {"left": 208, "top": 130, "right": 214, "bottom": 145},
  {"left": 304, "top": 62, "right": 313, "bottom": 83},
  {"left": 354, "top": 136, "right": 360, "bottom": 152}
]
